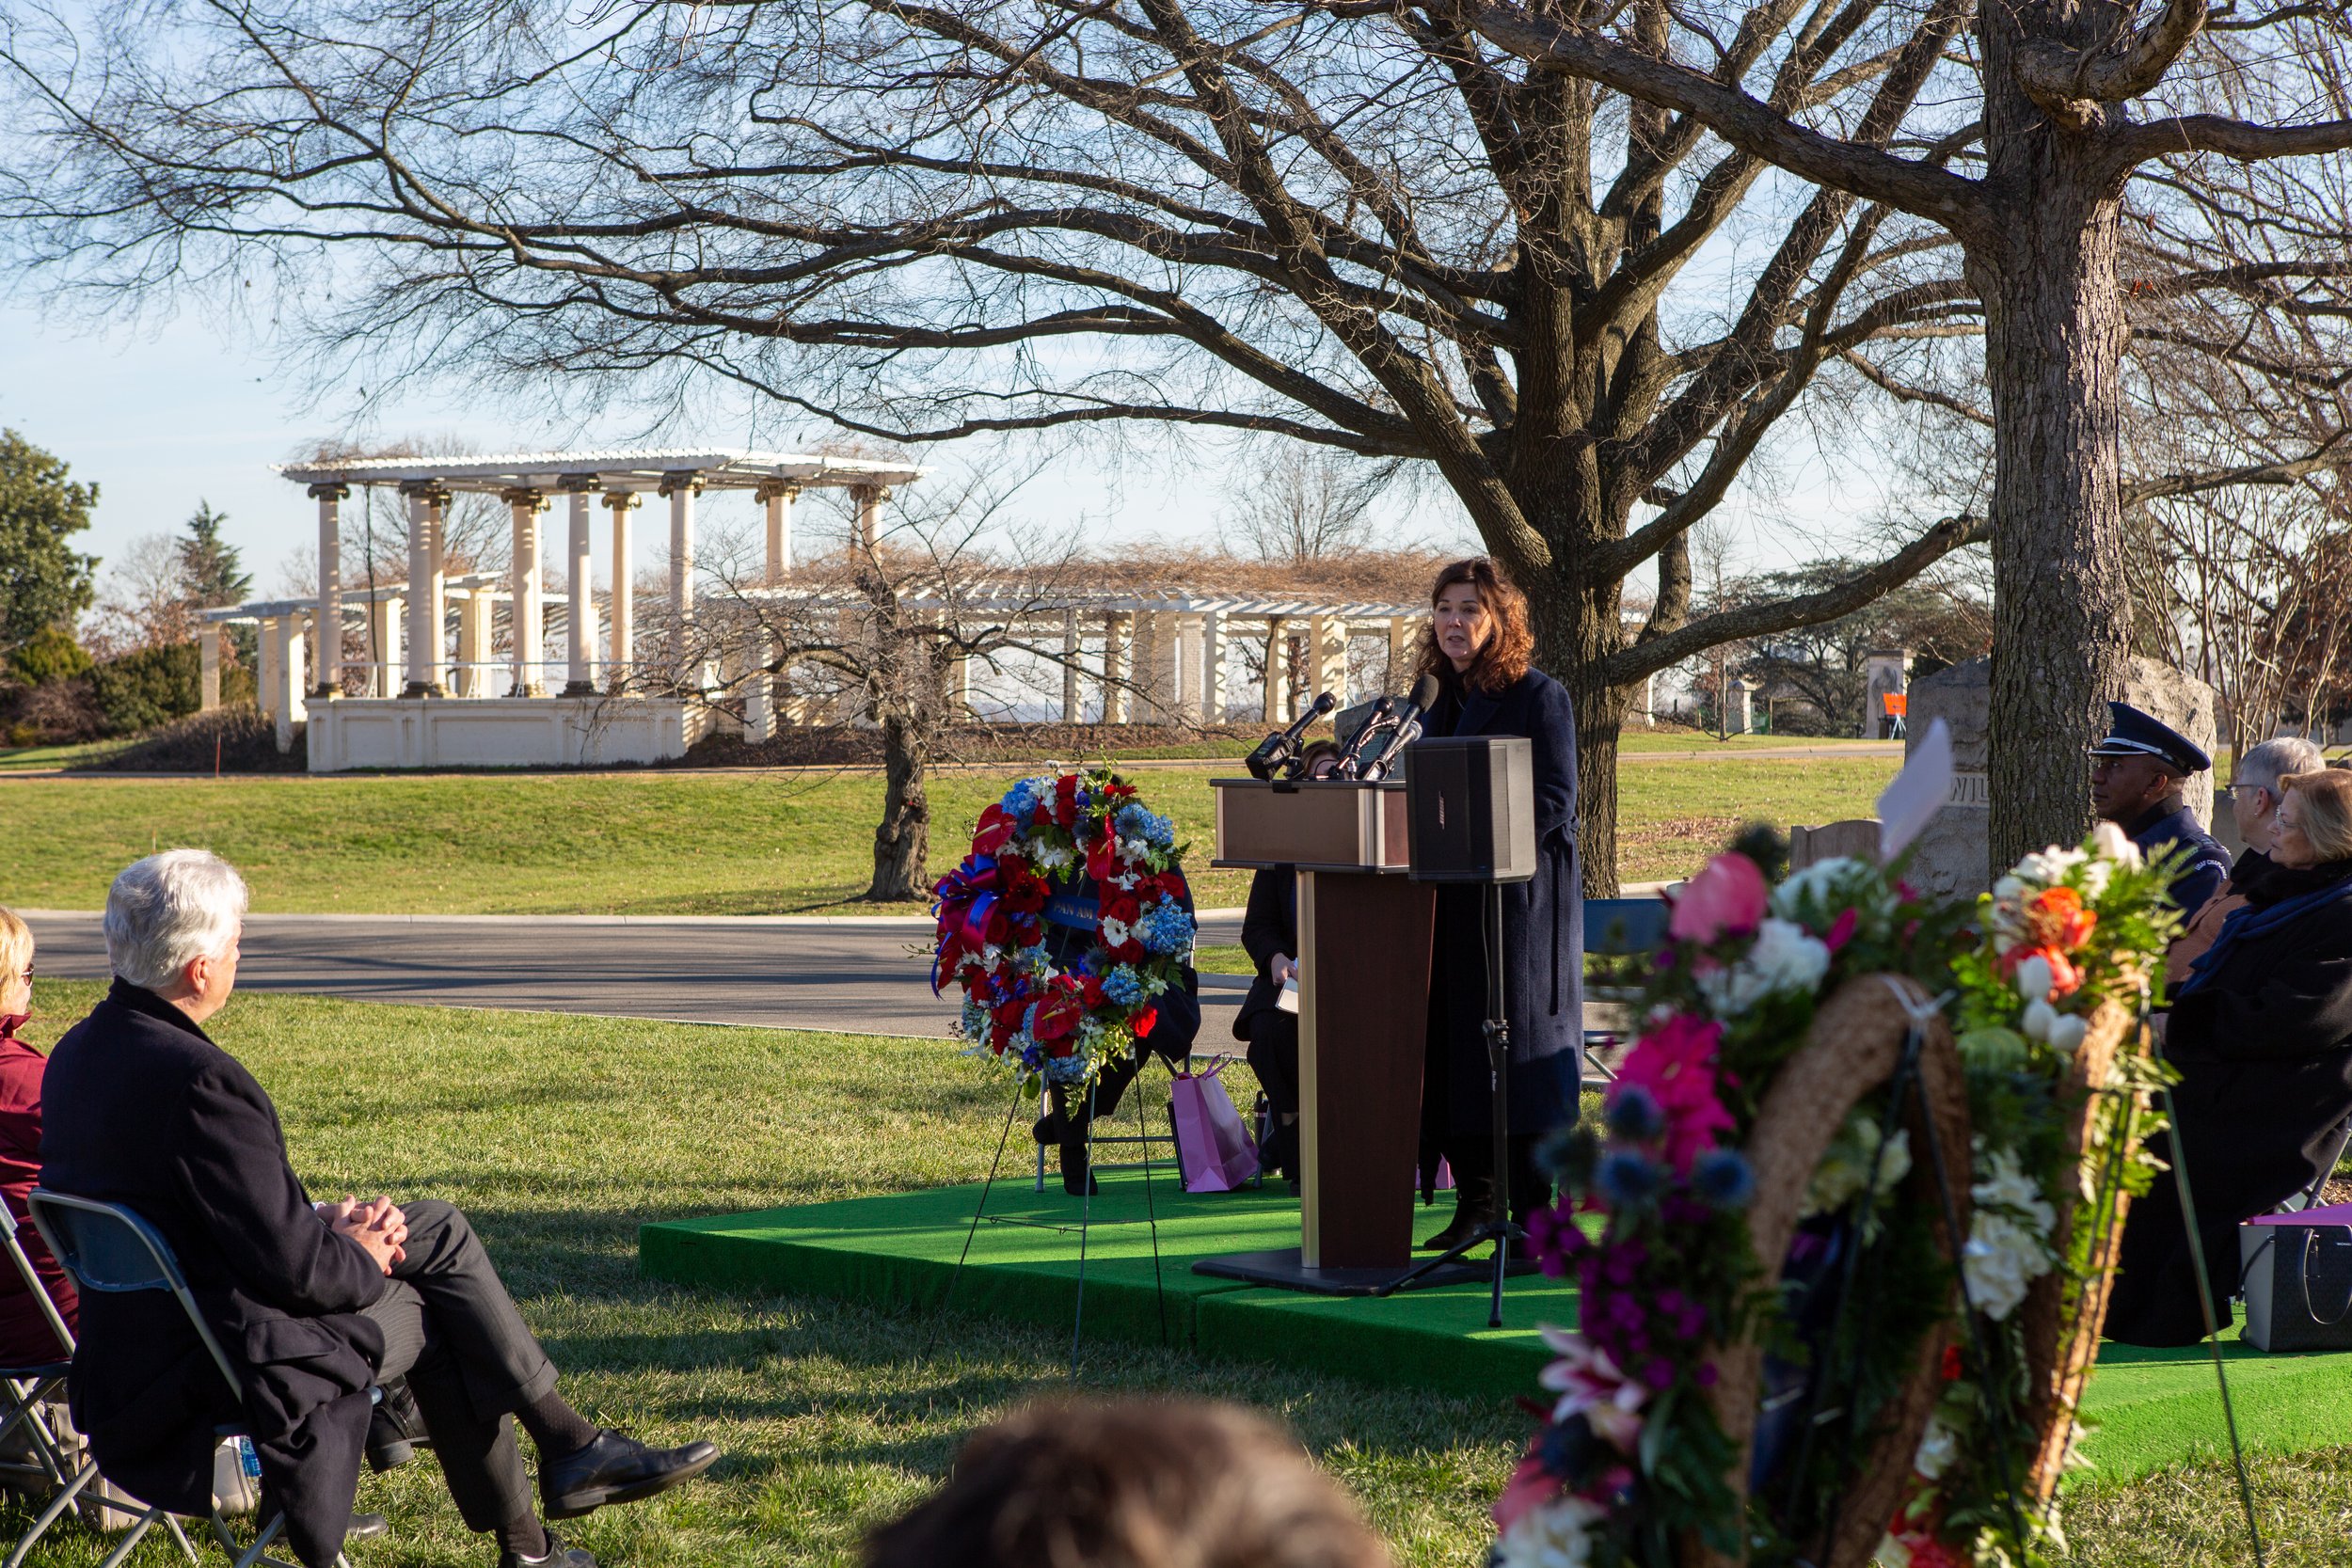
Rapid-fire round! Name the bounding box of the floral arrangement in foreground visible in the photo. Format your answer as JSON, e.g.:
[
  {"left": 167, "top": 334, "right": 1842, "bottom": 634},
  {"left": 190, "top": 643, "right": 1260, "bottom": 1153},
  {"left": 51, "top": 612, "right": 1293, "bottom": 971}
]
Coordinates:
[
  {"left": 1495, "top": 825, "right": 2183, "bottom": 1568},
  {"left": 931, "top": 768, "right": 1195, "bottom": 1091}
]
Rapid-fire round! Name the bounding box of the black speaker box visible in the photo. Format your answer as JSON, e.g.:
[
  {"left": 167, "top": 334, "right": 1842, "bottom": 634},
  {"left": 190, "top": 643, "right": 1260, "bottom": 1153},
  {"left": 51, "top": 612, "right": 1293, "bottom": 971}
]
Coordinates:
[{"left": 1404, "top": 736, "right": 1536, "bottom": 883}]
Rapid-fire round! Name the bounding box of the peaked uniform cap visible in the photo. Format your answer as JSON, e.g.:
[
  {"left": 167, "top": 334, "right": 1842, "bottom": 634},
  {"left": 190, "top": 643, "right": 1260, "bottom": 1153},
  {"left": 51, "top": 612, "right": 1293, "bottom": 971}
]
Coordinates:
[{"left": 2088, "top": 701, "right": 2211, "bottom": 775}]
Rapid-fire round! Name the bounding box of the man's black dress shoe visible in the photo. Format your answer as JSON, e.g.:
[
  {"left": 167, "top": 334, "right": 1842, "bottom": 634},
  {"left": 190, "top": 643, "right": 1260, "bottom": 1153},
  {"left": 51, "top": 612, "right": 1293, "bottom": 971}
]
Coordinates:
[
  {"left": 257, "top": 1495, "right": 388, "bottom": 1543},
  {"left": 499, "top": 1529, "right": 596, "bottom": 1568},
  {"left": 367, "top": 1378, "right": 431, "bottom": 1472},
  {"left": 539, "top": 1429, "right": 721, "bottom": 1520}
]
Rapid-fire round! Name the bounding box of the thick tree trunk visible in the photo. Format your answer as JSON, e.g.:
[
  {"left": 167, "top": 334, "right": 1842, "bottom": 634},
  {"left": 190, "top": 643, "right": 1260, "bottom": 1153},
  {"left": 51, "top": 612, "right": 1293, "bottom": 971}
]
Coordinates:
[
  {"left": 1969, "top": 65, "right": 2136, "bottom": 874},
  {"left": 1528, "top": 572, "right": 1629, "bottom": 898},
  {"left": 868, "top": 709, "right": 930, "bottom": 901}
]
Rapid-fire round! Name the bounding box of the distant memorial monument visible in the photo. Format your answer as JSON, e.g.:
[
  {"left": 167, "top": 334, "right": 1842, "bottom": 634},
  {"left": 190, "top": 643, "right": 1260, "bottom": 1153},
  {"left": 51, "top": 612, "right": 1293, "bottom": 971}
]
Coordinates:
[
  {"left": 1905, "top": 657, "right": 2218, "bottom": 899},
  {"left": 1863, "top": 648, "right": 1908, "bottom": 738}
]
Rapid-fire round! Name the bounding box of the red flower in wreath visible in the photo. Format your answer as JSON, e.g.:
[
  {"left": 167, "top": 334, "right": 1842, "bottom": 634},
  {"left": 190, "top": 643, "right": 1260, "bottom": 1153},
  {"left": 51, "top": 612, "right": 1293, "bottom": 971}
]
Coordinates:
[
  {"left": 1002, "top": 864, "right": 1049, "bottom": 915},
  {"left": 1034, "top": 989, "right": 1084, "bottom": 1045},
  {"left": 973, "top": 803, "right": 1018, "bottom": 856},
  {"left": 1079, "top": 974, "right": 1107, "bottom": 1008},
  {"left": 1053, "top": 773, "right": 1082, "bottom": 827},
  {"left": 1133, "top": 1006, "right": 1159, "bottom": 1038},
  {"left": 1158, "top": 871, "right": 1189, "bottom": 900},
  {"left": 1086, "top": 835, "right": 1120, "bottom": 884},
  {"left": 1104, "top": 892, "right": 1143, "bottom": 929}
]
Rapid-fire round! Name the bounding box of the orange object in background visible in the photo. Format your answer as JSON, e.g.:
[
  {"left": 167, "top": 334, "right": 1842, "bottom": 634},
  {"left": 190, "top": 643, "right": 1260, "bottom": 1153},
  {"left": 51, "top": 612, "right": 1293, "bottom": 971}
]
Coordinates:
[{"left": 1883, "top": 692, "right": 1909, "bottom": 717}]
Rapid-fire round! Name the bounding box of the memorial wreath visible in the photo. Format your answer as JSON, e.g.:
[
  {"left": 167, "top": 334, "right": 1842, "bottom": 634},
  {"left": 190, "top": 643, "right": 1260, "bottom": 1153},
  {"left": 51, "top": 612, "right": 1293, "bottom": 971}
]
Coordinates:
[
  {"left": 1496, "top": 825, "right": 2185, "bottom": 1568},
  {"left": 931, "top": 768, "right": 1196, "bottom": 1092}
]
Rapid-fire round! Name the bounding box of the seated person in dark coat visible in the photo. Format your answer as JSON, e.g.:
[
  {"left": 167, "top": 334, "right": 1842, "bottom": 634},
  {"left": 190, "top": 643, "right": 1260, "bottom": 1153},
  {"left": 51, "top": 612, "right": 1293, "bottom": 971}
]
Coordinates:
[
  {"left": 2106, "top": 768, "right": 2352, "bottom": 1346},
  {"left": 2169, "top": 736, "right": 2326, "bottom": 976},
  {"left": 1031, "top": 870, "right": 1203, "bottom": 1195},
  {"left": 2090, "top": 702, "right": 2233, "bottom": 919},
  {"left": 40, "top": 850, "right": 721, "bottom": 1568},
  {"left": 0, "top": 907, "right": 77, "bottom": 1366}
]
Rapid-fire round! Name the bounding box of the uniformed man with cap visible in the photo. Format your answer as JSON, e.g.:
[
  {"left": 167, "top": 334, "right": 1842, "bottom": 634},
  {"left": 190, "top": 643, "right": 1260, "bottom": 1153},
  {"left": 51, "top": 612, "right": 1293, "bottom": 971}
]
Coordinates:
[{"left": 2089, "top": 701, "right": 2233, "bottom": 914}]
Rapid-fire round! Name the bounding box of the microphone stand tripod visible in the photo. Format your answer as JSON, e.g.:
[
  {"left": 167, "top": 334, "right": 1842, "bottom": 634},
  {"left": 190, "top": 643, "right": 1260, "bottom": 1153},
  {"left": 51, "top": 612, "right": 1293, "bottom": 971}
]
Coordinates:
[{"left": 1373, "top": 879, "right": 1518, "bottom": 1328}]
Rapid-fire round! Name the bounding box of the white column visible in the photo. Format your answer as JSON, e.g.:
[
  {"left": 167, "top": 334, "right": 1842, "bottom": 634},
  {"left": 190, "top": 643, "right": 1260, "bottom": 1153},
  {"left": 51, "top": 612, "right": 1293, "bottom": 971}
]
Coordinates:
[
  {"left": 1061, "top": 608, "right": 1082, "bottom": 722},
  {"left": 402, "top": 487, "right": 437, "bottom": 694},
  {"left": 507, "top": 488, "right": 546, "bottom": 696},
  {"left": 1199, "top": 610, "right": 1226, "bottom": 724},
  {"left": 1310, "top": 614, "right": 1348, "bottom": 705},
  {"left": 760, "top": 481, "right": 797, "bottom": 582},
  {"left": 1388, "top": 616, "right": 1415, "bottom": 690},
  {"left": 1638, "top": 670, "right": 1658, "bottom": 727},
  {"left": 1101, "top": 613, "right": 1129, "bottom": 723},
  {"left": 373, "top": 596, "right": 404, "bottom": 697},
  {"left": 199, "top": 625, "right": 222, "bottom": 712},
  {"left": 426, "top": 491, "right": 449, "bottom": 692},
  {"left": 1262, "top": 616, "right": 1288, "bottom": 722},
  {"left": 275, "top": 614, "right": 307, "bottom": 753},
  {"left": 563, "top": 483, "right": 596, "bottom": 694},
  {"left": 257, "top": 616, "right": 282, "bottom": 720},
  {"left": 851, "top": 484, "right": 888, "bottom": 550},
  {"left": 1147, "top": 610, "right": 1183, "bottom": 723},
  {"left": 946, "top": 641, "right": 971, "bottom": 716},
  {"left": 456, "top": 591, "right": 492, "bottom": 697},
  {"left": 745, "top": 633, "right": 775, "bottom": 741},
  {"left": 310, "top": 483, "right": 347, "bottom": 696},
  {"left": 606, "top": 492, "right": 637, "bottom": 689},
  {"left": 1729, "top": 681, "right": 1755, "bottom": 736},
  {"left": 662, "top": 472, "right": 700, "bottom": 688},
  {"left": 1130, "top": 610, "right": 1160, "bottom": 722}
]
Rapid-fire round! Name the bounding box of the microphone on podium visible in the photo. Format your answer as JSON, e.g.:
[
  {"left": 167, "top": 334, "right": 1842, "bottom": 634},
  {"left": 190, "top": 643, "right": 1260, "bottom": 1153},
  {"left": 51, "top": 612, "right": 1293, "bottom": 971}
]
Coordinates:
[
  {"left": 1246, "top": 690, "right": 1339, "bottom": 780},
  {"left": 1355, "top": 673, "right": 1441, "bottom": 782}
]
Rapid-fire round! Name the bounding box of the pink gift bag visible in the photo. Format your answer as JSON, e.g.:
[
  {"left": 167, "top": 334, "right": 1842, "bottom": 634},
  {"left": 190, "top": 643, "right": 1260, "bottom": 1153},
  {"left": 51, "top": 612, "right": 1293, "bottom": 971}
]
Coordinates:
[{"left": 1168, "top": 1062, "right": 1262, "bottom": 1193}]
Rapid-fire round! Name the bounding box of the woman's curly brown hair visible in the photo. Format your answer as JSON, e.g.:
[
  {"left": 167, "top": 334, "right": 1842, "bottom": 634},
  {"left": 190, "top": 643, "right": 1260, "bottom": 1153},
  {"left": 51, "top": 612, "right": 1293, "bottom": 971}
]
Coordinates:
[{"left": 1412, "top": 557, "right": 1534, "bottom": 695}]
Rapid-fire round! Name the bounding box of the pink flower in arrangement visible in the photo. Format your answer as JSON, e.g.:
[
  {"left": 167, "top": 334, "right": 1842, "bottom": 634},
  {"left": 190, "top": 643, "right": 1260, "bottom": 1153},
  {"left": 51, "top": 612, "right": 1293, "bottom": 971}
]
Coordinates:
[
  {"left": 1823, "top": 907, "right": 1860, "bottom": 953},
  {"left": 1668, "top": 852, "right": 1769, "bottom": 944},
  {"left": 1491, "top": 1454, "right": 1562, "bottom": 1532},
  {"left": 1613, "top": 1016, "right": 1736, "bottom": 1174},
  {"left": 1536, "top": 1328, "right": 1650, "bottom": 1452}
]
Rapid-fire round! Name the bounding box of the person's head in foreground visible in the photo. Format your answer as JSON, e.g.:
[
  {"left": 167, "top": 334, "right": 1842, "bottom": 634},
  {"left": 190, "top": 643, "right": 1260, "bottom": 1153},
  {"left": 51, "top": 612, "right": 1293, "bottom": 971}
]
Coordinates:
[
  {"left": 864, "top": 1396, "right": 1394, "bottom": 1568},
  {"left": 0, "top": 907, "right": 33, "bottom": 1037},
  {"left": 2272, "top": 769, "right": 2352, "bottom": 870},
  {"left": 1420, "top": 557, "right": 1533, "bottom": 694},
  {"left": 104, "top": 847, "right": 248, "bottom": 1022},
  {"left": 2227, "top": 736, "right": 2324, "bottom": 855}
]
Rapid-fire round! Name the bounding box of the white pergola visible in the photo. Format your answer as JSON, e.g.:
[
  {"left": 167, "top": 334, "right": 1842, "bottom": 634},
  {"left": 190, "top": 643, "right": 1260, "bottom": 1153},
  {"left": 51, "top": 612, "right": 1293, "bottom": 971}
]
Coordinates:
[{"left": 275, "top": 448, "right": 919, "bottom": 701}]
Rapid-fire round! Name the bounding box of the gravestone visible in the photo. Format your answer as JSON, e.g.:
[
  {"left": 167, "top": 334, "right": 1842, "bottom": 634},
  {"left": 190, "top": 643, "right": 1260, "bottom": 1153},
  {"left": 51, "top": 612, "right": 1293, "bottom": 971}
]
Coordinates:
[
  {"left": 1903, "top": 657, "right": 2217, "bottom": 900},
  {"left": 1863, "top": 648, "right": 1909, "bottom": 739}
]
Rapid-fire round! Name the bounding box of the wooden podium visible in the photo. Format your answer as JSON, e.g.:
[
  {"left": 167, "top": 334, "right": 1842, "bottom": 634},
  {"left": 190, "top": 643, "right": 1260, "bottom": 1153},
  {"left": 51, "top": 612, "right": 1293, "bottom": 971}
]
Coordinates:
[{"left": 1194, "top": 779, "right": 1470, "bottom": 1292}]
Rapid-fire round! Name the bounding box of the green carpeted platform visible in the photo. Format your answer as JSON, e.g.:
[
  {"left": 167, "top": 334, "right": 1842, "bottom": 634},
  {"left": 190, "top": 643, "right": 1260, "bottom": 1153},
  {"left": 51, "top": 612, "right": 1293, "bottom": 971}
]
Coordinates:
[{"left": 637, "top": 1170, "right": 2352, "bottom": 1481}]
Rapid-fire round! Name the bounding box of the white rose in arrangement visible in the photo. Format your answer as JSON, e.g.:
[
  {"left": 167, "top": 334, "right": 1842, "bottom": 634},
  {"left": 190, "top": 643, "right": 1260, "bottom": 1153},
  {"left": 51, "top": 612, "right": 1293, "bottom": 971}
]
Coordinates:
[
  {"left": 2013, "top": 846, "right": 2089, "bottom": 884},
  {"left": 2020, "top": 997, "right": 2058, "bottom": 1042},
  {"left": 2090, "top": 820, "right": 2143, "bottom": 866},
  {"left": 2013, "top": 955, "right": 2056, "bottom": 1004},
  {"left": 1771, "top": 857, "right": 1869, "bottom": 918},
  {"left": 2077, "top": 856, "right": 2114, "bottom": 899},
  {"left": 1872, "top": 1535, "right": 1914, "bottom": 1568},
  {"left": 2046, "top": 1013, "right": 2089, "bottom": 1053},
  {"left": 1496, "top": 1496, "right": 1605, "bottom": 1568},
  {"left": 1972, "top": 1147, "right": 2058, "bottom": 1234},
  {"left": 1913, "top": 1417, "right": 1960, "bottom": 1481},
  {"left": 1697, "top": 918, "right": 1832, "bottom": 1017},
  {"left": 1963, "top": 1211, "right": 2054, "bottom": 1321}
]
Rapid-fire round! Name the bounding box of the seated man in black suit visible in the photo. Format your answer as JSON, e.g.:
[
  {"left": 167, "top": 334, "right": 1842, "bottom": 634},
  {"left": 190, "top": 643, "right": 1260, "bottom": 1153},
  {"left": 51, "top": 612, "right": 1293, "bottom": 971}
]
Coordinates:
[{"left": 41, "top": 849, "right": 719, "bottom": 1568}]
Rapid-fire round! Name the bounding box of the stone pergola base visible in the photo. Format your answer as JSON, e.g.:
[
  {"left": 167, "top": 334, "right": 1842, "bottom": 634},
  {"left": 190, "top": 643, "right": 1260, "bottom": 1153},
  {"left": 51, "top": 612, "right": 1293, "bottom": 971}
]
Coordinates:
[{"left": 306, "top": 695, "right": 715, "bottom": 772}]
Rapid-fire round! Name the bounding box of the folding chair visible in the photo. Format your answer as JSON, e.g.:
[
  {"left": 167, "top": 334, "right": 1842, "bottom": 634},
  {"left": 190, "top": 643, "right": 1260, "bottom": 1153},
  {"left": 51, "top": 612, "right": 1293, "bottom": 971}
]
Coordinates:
[
  {"left": 2276, "top": 1110, "right": 2352, "bottom": 1215},
  {"left": 28, "top": 1189, "right": 353, "bottom": 1568},
  {"left": 0, "top": 1201, "right": 198, "bottom": 1568}
]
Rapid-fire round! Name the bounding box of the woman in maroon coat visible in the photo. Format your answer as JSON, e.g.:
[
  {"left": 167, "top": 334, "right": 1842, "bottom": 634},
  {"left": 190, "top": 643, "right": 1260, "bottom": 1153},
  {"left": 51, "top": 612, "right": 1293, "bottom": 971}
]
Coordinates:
[{"left": 0, "top": 907, "right": 77, "bottom": 1364}]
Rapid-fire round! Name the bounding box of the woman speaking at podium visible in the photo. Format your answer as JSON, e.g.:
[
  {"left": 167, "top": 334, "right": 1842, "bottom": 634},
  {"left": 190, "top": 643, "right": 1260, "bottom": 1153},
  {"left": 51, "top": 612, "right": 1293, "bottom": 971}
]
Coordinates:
[{"left": 1413, "top": 558, "right": 1584, "bottom": 1254}]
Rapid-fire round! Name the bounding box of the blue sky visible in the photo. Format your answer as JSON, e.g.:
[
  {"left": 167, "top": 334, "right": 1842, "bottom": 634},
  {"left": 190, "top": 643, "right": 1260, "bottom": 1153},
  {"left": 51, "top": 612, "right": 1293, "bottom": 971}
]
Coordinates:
[{"left": 2, "top": 293, "right": 1872, "bottom": 611}]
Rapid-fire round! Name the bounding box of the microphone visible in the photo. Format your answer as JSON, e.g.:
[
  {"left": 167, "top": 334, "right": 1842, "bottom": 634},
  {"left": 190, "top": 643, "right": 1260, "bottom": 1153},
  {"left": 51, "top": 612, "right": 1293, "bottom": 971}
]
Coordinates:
[
  {"left": 1332, "top": 697, "right": 1395, "bottom": 779},
  {"left": 1247, "top": 690, "right": 1339, "bottom": 780},
  {"left": 1358, "top": 673, "right": 1441, "bottom": 782}
]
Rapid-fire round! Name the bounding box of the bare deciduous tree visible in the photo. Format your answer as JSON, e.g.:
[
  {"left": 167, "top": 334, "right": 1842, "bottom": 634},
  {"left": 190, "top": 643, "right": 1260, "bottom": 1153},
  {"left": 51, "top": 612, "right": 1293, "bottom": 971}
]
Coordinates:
[
  {"left": 1463, "top": 0, "right": 2352, "bottom": 863},
  {"left": 0, "top": 0, "right": 2021, "bottom": 893}
]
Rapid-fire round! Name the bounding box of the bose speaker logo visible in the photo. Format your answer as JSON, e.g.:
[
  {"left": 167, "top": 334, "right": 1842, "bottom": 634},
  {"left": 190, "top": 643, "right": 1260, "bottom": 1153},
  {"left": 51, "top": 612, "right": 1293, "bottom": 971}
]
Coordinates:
[{"left": 1438, "top": 793, "right": 1447, "bottom": 830}]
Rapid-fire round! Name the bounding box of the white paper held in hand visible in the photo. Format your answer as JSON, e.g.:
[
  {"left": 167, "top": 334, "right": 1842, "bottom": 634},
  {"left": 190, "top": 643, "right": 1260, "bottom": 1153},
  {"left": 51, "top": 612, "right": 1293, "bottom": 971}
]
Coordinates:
[
  {"left": 1875, "top": 716, "right": 1952, "bottom": 862},
  {"left": 1277, "top": 975, "right": 1299, "bottom": 1014}
]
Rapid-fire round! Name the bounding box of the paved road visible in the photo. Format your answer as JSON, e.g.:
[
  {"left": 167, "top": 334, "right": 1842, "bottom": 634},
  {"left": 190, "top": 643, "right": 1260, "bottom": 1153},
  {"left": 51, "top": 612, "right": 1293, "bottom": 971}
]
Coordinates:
[{"left": 19, "top": 910, "right": 1249, "bottom": 1040}]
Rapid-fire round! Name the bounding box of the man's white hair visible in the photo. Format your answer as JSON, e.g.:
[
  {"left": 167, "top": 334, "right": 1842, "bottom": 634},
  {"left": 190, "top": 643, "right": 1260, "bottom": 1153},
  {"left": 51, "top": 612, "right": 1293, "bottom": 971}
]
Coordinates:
[
  {"left": 2241, "top": 736, "right": 2327, "bottom": 797},
  {"left": 104, "top": 849, "right": 249, "bottom": 991}
]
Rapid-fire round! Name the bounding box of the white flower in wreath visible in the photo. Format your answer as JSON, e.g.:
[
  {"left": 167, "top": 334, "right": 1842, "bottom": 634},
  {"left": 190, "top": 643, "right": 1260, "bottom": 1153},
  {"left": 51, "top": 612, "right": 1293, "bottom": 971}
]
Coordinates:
[
  {"left": 1698, "top": 918, "right": 1832, "bottom": 1017},
  {"left": 1803, "top": 1114, "right": 1910, "bottom": 1219},
  {"left": 1029, "top": 840, "right": 1074, "bottom": 872},
  {"left": 2090, "top": 820, "right": 2143, "bottom": 867},
  {"left": 1771, "top": 856, "right": 1867, "bottom": 919},
  {"left": 1963, "top": 1211, "right": 2054, "bottom": 1322},
  {"left": 1100, "top": 915, "right": 1133, "bottom": 949},
  {"left": 1973, "top": 1147, "right": 2058, "bottom": 1235},
  {"left": 1912, "top": 1417, "right": 1960, "bottom": 1481},
  {"left": 1496, "top": 1496, "right": 1605, "bottom": 1568},
  {"left": 2012, "top": 846, "right": 2088, "bottom": 885}
]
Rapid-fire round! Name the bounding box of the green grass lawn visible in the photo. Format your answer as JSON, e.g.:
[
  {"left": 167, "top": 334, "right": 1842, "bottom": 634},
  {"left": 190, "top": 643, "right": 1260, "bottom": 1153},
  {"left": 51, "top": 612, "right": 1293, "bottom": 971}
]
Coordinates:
[
  {"left": 1, "top": 983, "right": 2329, "bottom": 1566},
  {"left": 0, "top": 755, "right": 1894, "bottom": 915}
]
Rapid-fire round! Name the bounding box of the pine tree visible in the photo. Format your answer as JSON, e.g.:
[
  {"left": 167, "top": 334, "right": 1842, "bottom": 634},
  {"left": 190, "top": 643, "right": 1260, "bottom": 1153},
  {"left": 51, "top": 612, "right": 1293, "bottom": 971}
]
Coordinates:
[{"left": 177, "top": 501, "right": 251, "bottom": 606}]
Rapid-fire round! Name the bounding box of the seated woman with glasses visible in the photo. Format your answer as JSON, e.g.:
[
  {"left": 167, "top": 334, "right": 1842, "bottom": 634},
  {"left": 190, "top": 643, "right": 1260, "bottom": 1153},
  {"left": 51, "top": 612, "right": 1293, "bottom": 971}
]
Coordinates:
[{"left": 0, "top": 906, "right": 78, "bottom": 1365}]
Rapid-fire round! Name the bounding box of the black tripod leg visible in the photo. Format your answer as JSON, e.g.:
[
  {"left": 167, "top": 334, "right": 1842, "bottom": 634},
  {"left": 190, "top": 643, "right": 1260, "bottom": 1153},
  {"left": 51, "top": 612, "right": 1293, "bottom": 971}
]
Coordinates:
[{"left": 1486, "top": 881, "right": 1513, "bottom": 1328}]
